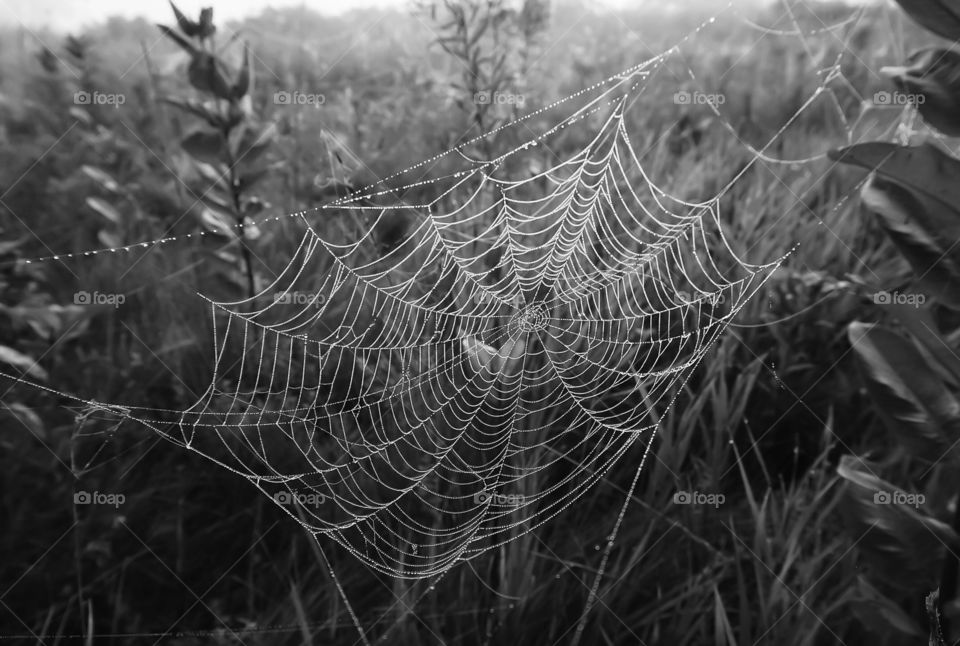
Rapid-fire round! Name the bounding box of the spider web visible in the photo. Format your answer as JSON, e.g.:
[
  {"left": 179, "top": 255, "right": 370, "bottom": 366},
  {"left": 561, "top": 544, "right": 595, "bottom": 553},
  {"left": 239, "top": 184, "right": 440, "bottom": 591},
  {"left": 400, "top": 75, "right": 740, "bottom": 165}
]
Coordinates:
[
  {"left": 161, "top": 56, "right": 783, "bottom": 581},
  {"left": 1, "top": 1, "right": 889, "bottom": 640}
]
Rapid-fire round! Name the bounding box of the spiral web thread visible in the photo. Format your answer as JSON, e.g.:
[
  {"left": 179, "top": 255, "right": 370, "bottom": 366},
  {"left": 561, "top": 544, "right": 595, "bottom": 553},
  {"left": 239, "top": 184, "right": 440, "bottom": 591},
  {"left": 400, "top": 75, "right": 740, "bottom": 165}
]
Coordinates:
[
  {"left": 0, "top": 1, "right": 897, "bottom": 640},
  {"left": 163, "top": 58, "right": 783, "bottom": 582}
]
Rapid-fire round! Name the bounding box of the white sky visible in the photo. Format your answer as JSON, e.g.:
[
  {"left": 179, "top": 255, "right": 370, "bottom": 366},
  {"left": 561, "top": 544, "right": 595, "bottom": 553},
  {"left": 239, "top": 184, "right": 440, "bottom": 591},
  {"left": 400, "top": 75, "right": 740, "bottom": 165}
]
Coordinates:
[
  {"left": 2, "top": 0, "right": 652, "bottom": 32},
  {"left": 0, "top": 0, "right": 884, "bottom": 34}
]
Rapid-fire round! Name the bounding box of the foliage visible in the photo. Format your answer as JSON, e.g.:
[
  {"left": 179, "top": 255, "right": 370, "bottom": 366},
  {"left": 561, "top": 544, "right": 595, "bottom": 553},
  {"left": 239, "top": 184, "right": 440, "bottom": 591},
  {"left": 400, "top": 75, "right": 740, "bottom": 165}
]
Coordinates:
[
  {"left": 828, "top": 0, "right": 960, "bottom": 642},
  {"left": 156, "top": 1, "right": 277, "bottom": 306},
  {"left": 0, "top": 0, "right": 938, "bottom": 643}
]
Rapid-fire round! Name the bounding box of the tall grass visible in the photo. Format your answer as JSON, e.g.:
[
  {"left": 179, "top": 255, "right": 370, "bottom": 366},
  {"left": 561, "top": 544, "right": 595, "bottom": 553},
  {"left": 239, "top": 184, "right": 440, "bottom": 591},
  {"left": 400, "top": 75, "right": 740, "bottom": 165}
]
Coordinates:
[{"left": 0, "top": 1, "right": 925, "bottom": 643}]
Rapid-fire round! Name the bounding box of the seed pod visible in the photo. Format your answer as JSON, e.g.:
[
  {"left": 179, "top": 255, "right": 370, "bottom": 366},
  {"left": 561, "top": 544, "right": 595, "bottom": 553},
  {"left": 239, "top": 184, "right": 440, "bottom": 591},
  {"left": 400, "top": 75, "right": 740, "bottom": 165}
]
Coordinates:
[
  {"left": 197, "top": 7, "right": 216, "bottom": 39},
  {"left": 188, "top": 52, "right": 234, "bottom": 100}
]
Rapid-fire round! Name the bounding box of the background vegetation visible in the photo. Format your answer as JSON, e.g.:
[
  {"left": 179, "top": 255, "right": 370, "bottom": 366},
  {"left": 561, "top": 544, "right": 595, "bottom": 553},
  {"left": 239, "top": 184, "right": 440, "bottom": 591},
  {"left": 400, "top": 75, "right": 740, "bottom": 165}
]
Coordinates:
[{"left": 0, "top": 0, "right": 954, "bottom": 643}]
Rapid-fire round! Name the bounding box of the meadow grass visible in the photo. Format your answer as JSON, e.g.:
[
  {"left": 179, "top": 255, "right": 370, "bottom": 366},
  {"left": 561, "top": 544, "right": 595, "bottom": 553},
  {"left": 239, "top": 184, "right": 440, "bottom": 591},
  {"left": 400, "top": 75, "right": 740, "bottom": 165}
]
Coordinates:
[{"left": 0, "top": 1, "right": 930, "bottom": 643}]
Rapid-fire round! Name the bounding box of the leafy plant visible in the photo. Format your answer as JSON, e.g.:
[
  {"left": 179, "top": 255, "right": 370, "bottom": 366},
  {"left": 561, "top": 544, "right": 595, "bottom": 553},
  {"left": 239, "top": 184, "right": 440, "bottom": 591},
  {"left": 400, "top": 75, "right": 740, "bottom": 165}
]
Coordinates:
[
  {"left": 417, "top": 0, "right": 549, "bottom": 157},
  {"left": 156, "top": 1, "right": 277, "bottom": 308},
  {"left": 828, "top": 1, "right": 960, "bottom": 642}
]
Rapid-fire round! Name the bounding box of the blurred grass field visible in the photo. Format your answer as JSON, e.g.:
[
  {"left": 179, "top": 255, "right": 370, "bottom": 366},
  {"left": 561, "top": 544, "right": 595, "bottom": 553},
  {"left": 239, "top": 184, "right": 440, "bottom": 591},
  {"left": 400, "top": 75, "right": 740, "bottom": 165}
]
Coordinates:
[{"left": 0, "top": 0, "right": 942, "bottom": 643}]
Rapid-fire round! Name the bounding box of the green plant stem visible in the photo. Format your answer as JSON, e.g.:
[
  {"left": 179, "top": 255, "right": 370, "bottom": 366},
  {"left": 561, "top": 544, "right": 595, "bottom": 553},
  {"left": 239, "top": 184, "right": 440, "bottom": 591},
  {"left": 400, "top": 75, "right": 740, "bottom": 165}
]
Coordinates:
[
  {"left": 222, "top": 128, "right": 257, "bottom": 311},
  {"left": 234, "top": 208, "right": 257, "bottom": 308},
  {"left": 204, "top": 32, "right": 255, "bottom": 309}
]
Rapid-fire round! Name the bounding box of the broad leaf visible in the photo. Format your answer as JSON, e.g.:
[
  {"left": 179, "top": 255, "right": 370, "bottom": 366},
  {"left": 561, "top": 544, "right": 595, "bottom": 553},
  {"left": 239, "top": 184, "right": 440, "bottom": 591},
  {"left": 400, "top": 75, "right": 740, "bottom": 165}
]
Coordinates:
[
  {"left": 182, "top": 129, "right": 225, "bottom": 165},
  {"left": 848, "top": 322, "right": 960, "bottom": 462},
  {"left": 837, "top": 454, "right": 957, "bottom": 590},
  {"left": 85, "top": 197, "right": 122, "bottom": 224},
  {"left": 860, "top": 176, "right": 960, "bottom": 309},
  {"left": 193, "top": 161, "right": 230, "bottom": 189},
  {"left": 199, "top": 206, "right": 237, "bottom": 238},
  {"left": 232, "top": 44, "right": 252, "bottom": 99},
  {"left": 891, "top": 304, "right": 960, "bottom": 387},
  {"left": 168, "top": 0, "right": 201, "bottom": 37},
  {"left": 892, "top": 0, "right": 960, "bottom": 42},
  {"left": 156, "top": 23, "right": 197, "bottom": 56},
  {"left": 828, "top": 142, "right": 960, "bottom": 212},
  {"left": 160, "top": 96, "right": 222, "bottom": 128},
  {"left": 0, "top": 345, "right": 48, "bottom": 380},
  {"left": 80, "top": 165, "right": 121, "bottom": 194},
  {"left": 881, "top": 48, "right": 960, "bottom": 136}
]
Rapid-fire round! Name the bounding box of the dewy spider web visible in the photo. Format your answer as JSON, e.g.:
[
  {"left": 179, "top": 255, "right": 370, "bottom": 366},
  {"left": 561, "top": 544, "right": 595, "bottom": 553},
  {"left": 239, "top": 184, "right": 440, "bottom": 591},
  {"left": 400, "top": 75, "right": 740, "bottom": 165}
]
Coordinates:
[
  {"left": 4, "top": 1, "right": 887, "bottom": 640},
  {"left": 166, "top": 59, "right": 783, "bottom": 582}
]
